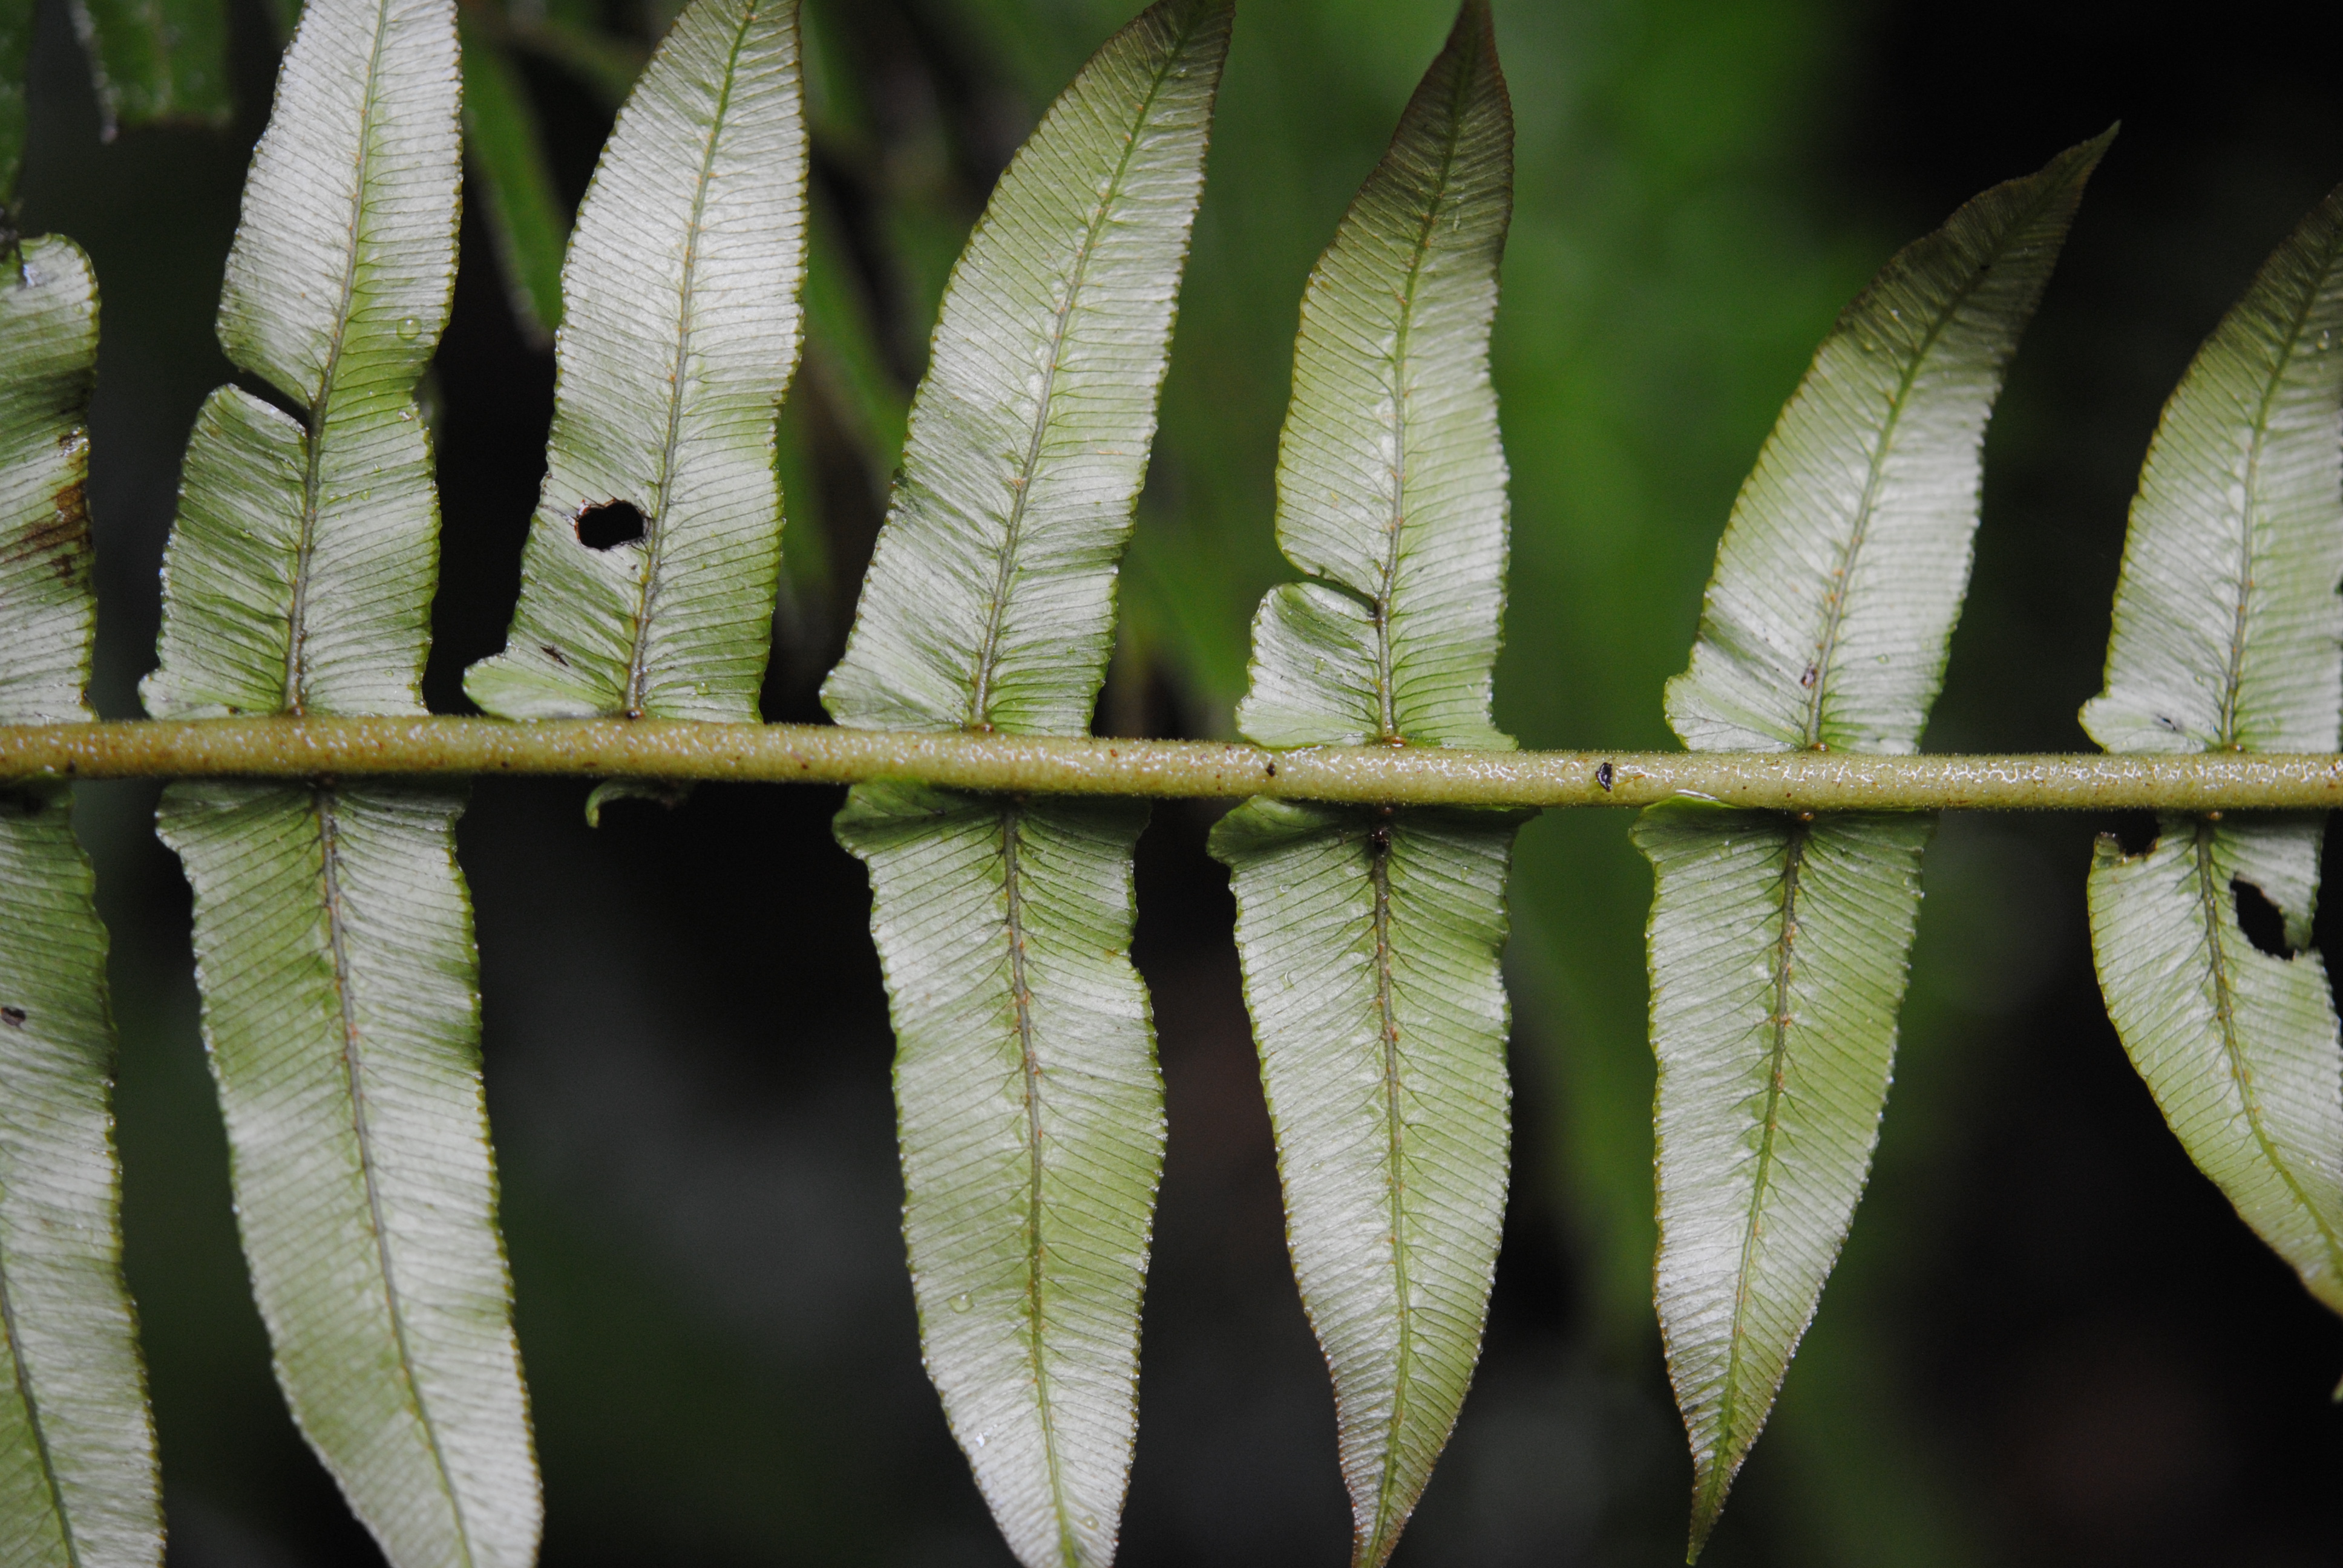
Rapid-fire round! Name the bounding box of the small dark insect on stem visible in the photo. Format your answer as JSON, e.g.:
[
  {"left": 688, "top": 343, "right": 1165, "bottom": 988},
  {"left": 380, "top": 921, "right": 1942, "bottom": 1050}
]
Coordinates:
[
  {"left": 1596, "top": 760, "right": 1614, "bottom": 792},
  {"left": 0, "top": 1006, "right": 25, "bottom": 1027}
]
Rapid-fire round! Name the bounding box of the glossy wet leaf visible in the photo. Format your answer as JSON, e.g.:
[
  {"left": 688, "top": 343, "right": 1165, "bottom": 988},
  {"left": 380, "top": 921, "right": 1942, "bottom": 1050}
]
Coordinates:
[
  {"left": 70, "top": 0, "right": 230, "bottom": 136},
  {"left": 1645, "top": 136, "right": 2102, "bottom": 1558},
  {"left": 136, "top": 0, "right": 537, "bottom": 1558},
  {"left": 1208, "top": 8, "right": 1516, "bottom": 1562},
  {"left": 2083, "top": 188, "right": 2343, "bottom": 1331},
  {"left": 465, "top": 0, "right": 807, "bottom": 724},
  {"left": 824, "top": 2, "right": 1229, "bottom": 1561},
  {"left": 460, "top": 12, "right": 568, "bottom": 347},
  {"left": 0, "top": 234, "right": 163, "bottom": 1568}
]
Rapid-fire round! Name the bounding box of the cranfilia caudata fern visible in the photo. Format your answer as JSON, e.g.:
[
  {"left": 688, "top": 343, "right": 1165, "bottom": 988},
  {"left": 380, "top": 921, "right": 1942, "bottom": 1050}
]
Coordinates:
[
  {"left": 0, "top": 234, "right": 163, "bottom": 1568},
  {"left": 1206, "top": 8, "right": 1516, "bottom": 1565},
  {"left": 466, "top": 0, "right": 807, "bottom": 805},
  {"left": 140, "top": 0, "right": 540, "bottom": 1560},
  {"left": 1640, "top": 131, "right": 2107, "bottom": 1557},
  {"left": 2083, "top": 188, "right": 2343, "bottom": 1344},
  {"left": 17, "top": 0, "right": 2343, "bottom": 1560},
  {"left": 825, "top": 1, "right": 1229, "bottom": 1562}
]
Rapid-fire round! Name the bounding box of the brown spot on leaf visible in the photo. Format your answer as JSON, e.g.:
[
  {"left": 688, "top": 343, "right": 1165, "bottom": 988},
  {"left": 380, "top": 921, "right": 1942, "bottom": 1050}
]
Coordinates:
[{"left": 5, "top": 479, "right": 91, "bottom": 580}]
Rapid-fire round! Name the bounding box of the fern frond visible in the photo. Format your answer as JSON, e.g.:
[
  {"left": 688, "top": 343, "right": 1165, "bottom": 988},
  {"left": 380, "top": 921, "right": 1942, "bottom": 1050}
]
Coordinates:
[
  {"left": 825, "top": 2, "right": 1231, "bottom": 1561},
  {"left": 465, "top": 0, "right": 807, "bottom": 731},
  {"left": 2083, "top": 187, "right": 2343, "bottom": 1333},
  {"left": 1207, "top": 8, "right": 1517, "bottom": 1563},
  {"left": 0, "top": 233, "right": 163, "bottom": 1568},
  {"left": 138, "top": 0, "right": 539, "bottom": 1558},
  {"left": 1645, "top": 133, "right": 2105, "bottom": 1558}
]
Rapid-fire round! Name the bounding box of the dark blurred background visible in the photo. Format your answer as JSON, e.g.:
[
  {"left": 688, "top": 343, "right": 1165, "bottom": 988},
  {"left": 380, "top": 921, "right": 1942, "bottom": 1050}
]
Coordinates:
[{"left": 18, "top": 0, "right": 2343, "bottom": 1562}]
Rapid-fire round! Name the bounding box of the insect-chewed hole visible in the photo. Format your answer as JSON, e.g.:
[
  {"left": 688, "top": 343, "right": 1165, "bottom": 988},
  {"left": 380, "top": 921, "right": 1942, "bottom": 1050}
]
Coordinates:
[
  {"left": 575, "top": 500, "right": 647, "bottom": 550},
  {"left": 2233, "top": 878, "right": 2295, "bottom": 959},
  {"left": 2107, "top": 810, "right": 2158, "bottom": 858}
]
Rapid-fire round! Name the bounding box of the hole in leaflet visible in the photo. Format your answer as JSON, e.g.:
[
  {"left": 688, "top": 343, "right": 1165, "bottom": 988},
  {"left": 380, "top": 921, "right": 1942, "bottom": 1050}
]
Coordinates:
[
  {"left": 2108, "top": 811, "right": 2158, "bottom": 858},
  {"left": 2233, "top": 878, "right": 2295, "bottom": 958},
  {"left": 575, "top": 500, "right": 647, "bottom": 550}
]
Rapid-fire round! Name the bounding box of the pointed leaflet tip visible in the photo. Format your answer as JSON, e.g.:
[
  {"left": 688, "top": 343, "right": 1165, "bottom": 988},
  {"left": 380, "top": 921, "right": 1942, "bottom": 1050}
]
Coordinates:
[
  {"left": 1217, "top": 7, "right": 1516, "bottom": 1567},
  {"left": 1648, "top": 139, "right": 2103, "bottom": 1558},
  {"left": 819, "top": 2, "right": 1229, "bottom": 1563},
  {"left": 1663, "top": 129, "right": 2105, "bottom": 756},
  {"left": 821, "top": 0, "right": 1233, "bottom": 737},
  {"left": 139, "top": 0, "right": 539, "bottom": 1556}
]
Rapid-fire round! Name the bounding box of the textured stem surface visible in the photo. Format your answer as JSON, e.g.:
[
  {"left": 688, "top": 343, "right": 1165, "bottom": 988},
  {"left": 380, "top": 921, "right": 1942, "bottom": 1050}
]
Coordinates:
[{"left": 12, "top": 720, "right": 2343, "bottom": 808}]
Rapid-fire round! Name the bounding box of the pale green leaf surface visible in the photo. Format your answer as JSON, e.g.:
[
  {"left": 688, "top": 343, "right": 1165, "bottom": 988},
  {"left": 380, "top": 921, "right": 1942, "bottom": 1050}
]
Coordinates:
[
  {"left": 144, "top": 385, "right": 440, "bottom": 717},
  {"left": 2083, "top": 188, "right": 2343, "bottom": 757},
  {"left": 1636, "top": 805, "right": 1930, "bottom": 1555},
  {"left": 2089, "top": 818, "right": 2343, "bottom": 1314},
  {"left": 824, "top": 7, "right": 1227, "bottom": 1563},
  {"left": 1641, "top": 143, "right": 2100, "bottom": 1557},
  {"left": 1210, "top": 798, "right": 1515, "bottom": 1568},
  {"left": 1664, "top": 133, "right": 2106, "bottom": 756},
  {"left": 461, "top": 14, "right": 568, "bottom": 347},
  {"left": 2080, "top": 191, "right": 2343, "bottom": 1331},
  {"left": 465, "top": 0, "right": 807, "bottom": 723},
  {"left": 217, "top": 0, "right": 456, "bottom": 413},
  {"left": 137, "top": 1, "right": 537, "bottom": 1558},
  {"left": 70, "top": 0, "right": 230, "bottom": 134},
  {"left": 157, "top": 783, "right": 536, "bottom": 1568},
  {"left": 1, "top": 238, "right": 99, "bottom": 725},
  {"left": 834, "top": 785, "right": 1159, "bottom": 1568},
  {"left": 1210, "top": 11, "right": 1516, "bottom": 1563},
  {"left": 1234, "top": 2, "right": 1511, "bottom": 754},
  {"left": 0, "top": 236, "right": 162, "bottom": 1568},
  {"left": 142, "top": 0, "right": 460, "bottom": 721},
  {"left": 820, "top": 0, "right": 1230, "bottom": 736},
  {"left": 0, "top": 789, "right": 161, "bottom": 1568}
]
